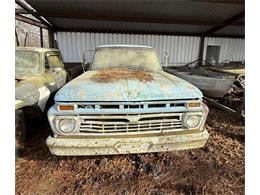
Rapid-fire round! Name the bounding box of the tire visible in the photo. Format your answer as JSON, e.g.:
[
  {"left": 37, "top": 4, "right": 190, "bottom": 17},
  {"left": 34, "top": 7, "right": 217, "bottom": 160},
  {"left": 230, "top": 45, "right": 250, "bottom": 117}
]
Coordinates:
[{"left": 15, "top": 110, "right": 27, "bottom": 157}]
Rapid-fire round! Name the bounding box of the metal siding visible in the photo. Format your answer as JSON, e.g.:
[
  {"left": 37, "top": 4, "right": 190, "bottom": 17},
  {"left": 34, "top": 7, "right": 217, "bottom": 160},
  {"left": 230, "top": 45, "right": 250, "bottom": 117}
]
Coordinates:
[
  {"left": 204, "top": 37, "right": 245, "bottom": 63},
  {"left": 81, "top": 33, "right": 87, "bottom": 55},
  {"left": 56, "top": 32, "right": 244, "bottom": 65}
]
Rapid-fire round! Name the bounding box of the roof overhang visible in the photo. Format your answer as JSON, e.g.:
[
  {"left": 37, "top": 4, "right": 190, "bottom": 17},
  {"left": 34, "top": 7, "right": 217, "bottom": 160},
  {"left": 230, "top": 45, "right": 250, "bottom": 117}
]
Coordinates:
[{"left": 17, "top": 0, "right": 245, "bottom": 38}]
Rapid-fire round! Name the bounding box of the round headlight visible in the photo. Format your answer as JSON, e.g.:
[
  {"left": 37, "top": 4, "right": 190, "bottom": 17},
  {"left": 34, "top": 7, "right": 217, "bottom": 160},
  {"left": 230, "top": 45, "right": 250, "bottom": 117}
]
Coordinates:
[
  {"left": 15, "top": 83, "right": 40, "bottom": 105},
  {"left": 58, "top": 119, "right": 76, "bottom": 134},
  {"left": 184, "top": 115, "right": 201, "bottom": 128}
]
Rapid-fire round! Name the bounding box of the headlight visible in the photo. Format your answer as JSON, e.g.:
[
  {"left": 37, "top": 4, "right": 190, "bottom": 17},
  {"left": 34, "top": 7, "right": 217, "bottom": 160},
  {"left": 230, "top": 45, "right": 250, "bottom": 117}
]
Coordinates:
[
  {"left": 58, "top": 119, "right": 76, "bottom": 134},
  {"left": 183, "top": 114, "right": 202, "bottom": 129},
  {"left": 15, "top": 83, "right": 40, "bottom": 105}
]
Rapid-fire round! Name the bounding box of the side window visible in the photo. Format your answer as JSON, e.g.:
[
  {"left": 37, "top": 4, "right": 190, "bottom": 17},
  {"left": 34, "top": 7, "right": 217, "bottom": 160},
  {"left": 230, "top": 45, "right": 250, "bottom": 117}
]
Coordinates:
[
  {"left": 46, "top": 54, "right": 64, "bottom": 71},
  {"left": 45, "top": 55, "right": 50, "bottom": 69}
]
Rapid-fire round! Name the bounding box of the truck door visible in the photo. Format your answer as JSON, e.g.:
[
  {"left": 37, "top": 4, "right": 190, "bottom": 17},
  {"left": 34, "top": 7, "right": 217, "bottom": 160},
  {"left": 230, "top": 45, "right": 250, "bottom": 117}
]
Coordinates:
[{"left": 44, "top": 52, "right": 67, "bottom": 93}]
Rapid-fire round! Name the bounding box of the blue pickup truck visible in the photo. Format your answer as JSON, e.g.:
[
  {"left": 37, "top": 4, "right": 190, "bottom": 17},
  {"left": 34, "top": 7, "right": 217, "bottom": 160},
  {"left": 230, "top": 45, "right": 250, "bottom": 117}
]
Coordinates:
[{"left": 46, "top": 45, "right": 209, "bottom": 156}]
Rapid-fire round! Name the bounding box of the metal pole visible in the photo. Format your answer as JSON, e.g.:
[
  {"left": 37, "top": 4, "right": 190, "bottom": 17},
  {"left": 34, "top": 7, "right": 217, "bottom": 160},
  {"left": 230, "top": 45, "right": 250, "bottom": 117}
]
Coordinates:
[
  {"left": 48, "top": 28, "right": 54, "bottom": 48},
  {"left": 40, "top": 27, "right": 43, "bottom": 47},
  {"left": 198, "top": 35, "right": 205, "bottom": 66},
  {"left": 15, "top": 29, "right": 19, "bottom": 46}
]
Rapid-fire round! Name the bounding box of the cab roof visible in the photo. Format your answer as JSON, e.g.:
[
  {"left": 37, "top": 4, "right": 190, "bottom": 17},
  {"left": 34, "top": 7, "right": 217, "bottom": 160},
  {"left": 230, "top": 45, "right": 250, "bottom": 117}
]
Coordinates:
[
  {"left": 16, "top": 46, "right": 60, "bottom": 53},
  {"left": 97, "top": 45, "right": 153, "bottom": 49}
]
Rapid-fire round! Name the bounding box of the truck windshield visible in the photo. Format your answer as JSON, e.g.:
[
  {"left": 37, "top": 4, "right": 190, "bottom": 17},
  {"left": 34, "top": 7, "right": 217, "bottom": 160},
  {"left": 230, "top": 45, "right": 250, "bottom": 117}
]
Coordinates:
[
  {"left": 15, "top": 50, "right": 40, "bottom": 75},
  {"left": 91, "top": 48, "right": 162, "bottom": 71}
]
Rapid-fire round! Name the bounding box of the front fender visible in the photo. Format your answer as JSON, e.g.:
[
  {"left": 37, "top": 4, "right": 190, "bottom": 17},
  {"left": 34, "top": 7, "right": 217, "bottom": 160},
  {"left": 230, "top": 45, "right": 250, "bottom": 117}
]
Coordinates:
[{"left": 15, "top": 100, "right": 27, "bottom": 110}]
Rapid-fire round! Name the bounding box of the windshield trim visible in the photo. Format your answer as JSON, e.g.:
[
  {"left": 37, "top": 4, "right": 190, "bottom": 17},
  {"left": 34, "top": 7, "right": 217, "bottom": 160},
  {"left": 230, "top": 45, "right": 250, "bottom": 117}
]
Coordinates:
[{"left": 90, "top": 47, "right": 162, "bottom": 71}]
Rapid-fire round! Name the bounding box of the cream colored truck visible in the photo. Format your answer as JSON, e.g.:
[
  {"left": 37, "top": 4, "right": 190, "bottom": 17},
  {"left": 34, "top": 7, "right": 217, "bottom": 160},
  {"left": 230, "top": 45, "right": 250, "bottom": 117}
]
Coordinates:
[{"left": 15, "top": 47, "right": 68, "bottom": 154}]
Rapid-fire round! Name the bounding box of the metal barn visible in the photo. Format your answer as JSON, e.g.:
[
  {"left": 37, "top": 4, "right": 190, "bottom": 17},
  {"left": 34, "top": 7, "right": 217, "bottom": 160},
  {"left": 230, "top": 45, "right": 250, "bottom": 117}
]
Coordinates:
[{"left": 15, "top": 0, "right": 245, "bottom": 67}]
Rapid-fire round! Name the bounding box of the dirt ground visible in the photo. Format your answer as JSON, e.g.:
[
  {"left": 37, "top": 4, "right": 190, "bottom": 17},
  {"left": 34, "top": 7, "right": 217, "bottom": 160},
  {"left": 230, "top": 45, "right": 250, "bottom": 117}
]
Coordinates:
[{"left": 15, "top": 106, "right": 244, "bottom": 195}]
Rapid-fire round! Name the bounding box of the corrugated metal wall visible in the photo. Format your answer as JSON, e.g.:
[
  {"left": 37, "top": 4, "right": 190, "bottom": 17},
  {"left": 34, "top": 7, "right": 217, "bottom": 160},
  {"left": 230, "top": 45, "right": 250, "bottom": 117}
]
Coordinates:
[
  {"left": 204, "top": 37, "right": 245, "bottom": 63},
  {"left": 56, "top": 32, "right": 244, "bottom": 66},
  {"left": 56, "top": 32, "right": 200, "bottom": 65}
]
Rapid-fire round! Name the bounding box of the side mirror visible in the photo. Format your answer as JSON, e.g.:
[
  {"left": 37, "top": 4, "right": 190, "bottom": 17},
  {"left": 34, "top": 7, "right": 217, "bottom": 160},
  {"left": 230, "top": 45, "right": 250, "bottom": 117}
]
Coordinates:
[
  {"left": 84, "top": 62, "right": 91, "bottom": 71},
  {"left": 82, "top": 51, "right": 87, "bottom": 72},
  {"left": 78, "top": 49, "right": 88, "bottom": 72},
  {"left": 158, "top": 51, "right": 169, "bottom": 69},
  {"left": 164, "top": 52, "right": 169, "bottom": 69},
  {"left": 78, "top": 49, "right": 95, "bottom": 72}
]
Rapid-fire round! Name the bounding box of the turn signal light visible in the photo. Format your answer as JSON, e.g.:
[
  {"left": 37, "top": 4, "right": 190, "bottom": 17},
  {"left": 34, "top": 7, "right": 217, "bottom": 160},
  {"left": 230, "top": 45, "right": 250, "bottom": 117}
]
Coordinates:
[
  {"left": 58, "top": 105, "right": 75, "bottom": 111},
  {"left": 187, "top": 102, "right": 201, "bottom": 108}
]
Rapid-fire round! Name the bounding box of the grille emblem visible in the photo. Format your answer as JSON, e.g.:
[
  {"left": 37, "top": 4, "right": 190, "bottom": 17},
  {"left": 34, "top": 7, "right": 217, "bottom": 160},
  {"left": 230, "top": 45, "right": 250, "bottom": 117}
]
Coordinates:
[{"left": 127, "top": 116, "right": 141, "bottom": 122}]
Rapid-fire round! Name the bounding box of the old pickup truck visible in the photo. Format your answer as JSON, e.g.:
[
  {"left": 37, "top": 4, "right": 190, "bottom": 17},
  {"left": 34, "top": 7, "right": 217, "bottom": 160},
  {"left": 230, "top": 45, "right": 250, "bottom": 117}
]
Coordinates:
[
  {"left": 46, "top": 45, "right": 209, "bottom": 156},
  {"left": 15, "top": 47, "right": 68, "bottom": 152}
]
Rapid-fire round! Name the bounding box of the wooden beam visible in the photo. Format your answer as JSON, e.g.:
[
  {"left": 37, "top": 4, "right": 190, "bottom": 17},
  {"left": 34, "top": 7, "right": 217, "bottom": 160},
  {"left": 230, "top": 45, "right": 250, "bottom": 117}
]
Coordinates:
[
  {"left": 15, "top": 8, "right": 29, "bottom": 14},
  {"left": 39, "top": 11, "right": 244, "bottom": 26},
  {"left": 15, "top": 0, "right": 53, "bottom": 28},
  {"left": 15, "top": 14, "right": 48, "bottom": 29},
  {"left": 204, "top": 11, "right": 245, "bottom": 35}
]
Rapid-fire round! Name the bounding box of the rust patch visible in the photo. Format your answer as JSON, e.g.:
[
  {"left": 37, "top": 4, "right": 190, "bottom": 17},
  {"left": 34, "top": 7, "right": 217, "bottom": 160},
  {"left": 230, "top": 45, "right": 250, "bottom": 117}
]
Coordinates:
[{"left": 90, "top": 68, "right": 153, "bottom": 83}]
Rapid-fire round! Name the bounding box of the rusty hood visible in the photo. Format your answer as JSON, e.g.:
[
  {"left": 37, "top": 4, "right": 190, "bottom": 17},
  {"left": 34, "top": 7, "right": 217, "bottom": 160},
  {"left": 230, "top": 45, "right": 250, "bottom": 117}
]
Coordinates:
[{"left": 55, "top": 69, "right": 203, "bottom": 102}]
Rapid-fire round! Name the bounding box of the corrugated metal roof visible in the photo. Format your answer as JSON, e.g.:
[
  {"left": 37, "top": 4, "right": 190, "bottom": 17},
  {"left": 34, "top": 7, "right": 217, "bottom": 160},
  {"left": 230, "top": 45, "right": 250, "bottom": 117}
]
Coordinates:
[
  {"left": 214, "top": 26, "right": 245, "bottom": 35},
  {"left": 47, "top": 18, "right": 212, "bottom": 34},
  {"left": 25, "top": 0, "right": 244, "bottom": 36}
]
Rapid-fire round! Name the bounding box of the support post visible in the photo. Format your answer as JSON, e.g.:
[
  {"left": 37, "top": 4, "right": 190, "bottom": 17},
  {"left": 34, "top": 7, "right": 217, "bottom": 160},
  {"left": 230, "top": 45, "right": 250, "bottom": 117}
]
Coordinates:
[
  {"left": 15, "top": 29, "right": 19, "bottom": 46},
  {"left": 40, "top": 27, "right": 43, "bottom": 47},
  {"left": 198, "top": 35, "right": 205, "bottom": 65},
  {"left": 48, "top": 28, "right": 54, "bottom": 48}
]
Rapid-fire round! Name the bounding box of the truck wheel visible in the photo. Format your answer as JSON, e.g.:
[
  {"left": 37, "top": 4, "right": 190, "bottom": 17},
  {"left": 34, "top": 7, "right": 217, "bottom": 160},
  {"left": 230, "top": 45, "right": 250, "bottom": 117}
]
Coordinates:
[{"left": 15, "top": 110, "right": 27, "bottom": 157}]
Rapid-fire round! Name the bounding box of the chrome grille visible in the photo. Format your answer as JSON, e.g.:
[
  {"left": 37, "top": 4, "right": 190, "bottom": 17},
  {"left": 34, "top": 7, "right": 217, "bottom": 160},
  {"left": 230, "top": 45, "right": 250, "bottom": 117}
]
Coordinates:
[{"left": 79, "top": 113, "right": 183, "bottom": 134}]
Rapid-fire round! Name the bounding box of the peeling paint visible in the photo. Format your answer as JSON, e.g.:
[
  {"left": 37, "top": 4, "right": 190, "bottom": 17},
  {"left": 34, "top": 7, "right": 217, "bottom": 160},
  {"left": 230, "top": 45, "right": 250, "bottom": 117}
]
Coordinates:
[
  {"left": 90, "top": 67, "right": 153, "bottom": 83},
  {"left": 46, "top": 129, "right": 209, "bottom": 156},
  {"left": 55, "top": 70, "right": 202, "bottom": 102}
]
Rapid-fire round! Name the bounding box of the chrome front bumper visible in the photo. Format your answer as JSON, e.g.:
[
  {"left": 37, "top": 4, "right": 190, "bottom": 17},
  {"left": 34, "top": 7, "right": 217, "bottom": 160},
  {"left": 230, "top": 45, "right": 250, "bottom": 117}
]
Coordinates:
[{"left": 46, "top": 129, "right": 209, "bottom": 156}]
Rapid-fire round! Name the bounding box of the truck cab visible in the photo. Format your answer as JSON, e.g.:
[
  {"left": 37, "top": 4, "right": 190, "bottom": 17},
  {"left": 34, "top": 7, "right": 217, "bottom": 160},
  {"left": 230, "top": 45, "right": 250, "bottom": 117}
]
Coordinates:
[
  {"left": 46, "top": 45, "right": 209, "bottom": 156},
  {"left": 15, "top": 47, "right": 67, "bottom": 152}
]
